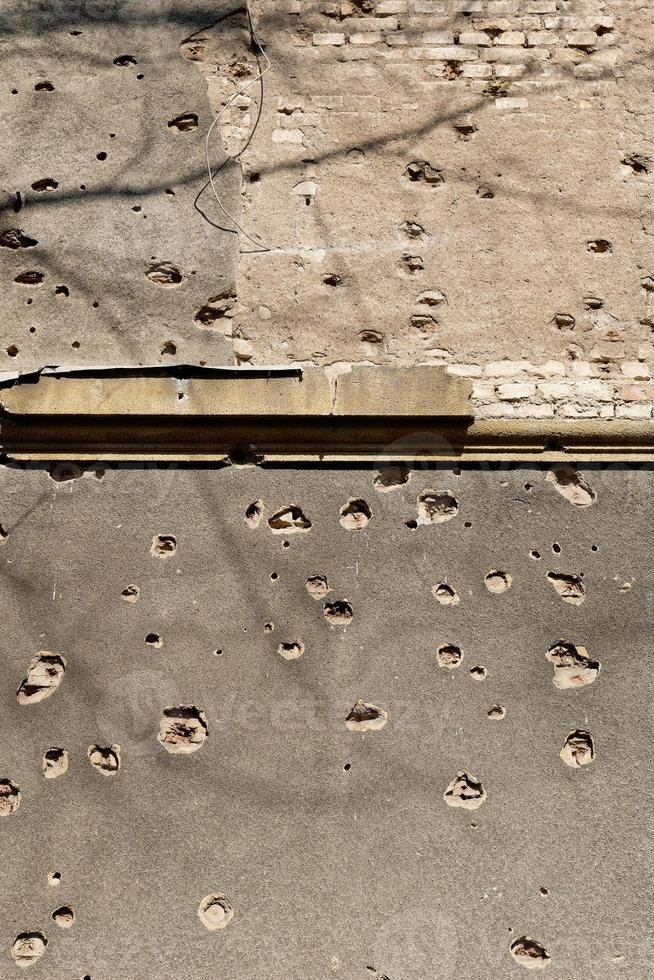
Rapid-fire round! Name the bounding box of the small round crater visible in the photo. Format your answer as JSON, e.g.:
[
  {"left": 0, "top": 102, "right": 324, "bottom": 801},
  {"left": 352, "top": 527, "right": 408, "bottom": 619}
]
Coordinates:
[
  {"left": 121, "top": 585, "right": 140, "bottom": 603},
  {"left": 339, "top": 498, "right": 371, "bottom": 530},
  {"left": 444, "top": 771, "right": 486, "bottom": 810},
  {"left": 198, "top": 892, "right": 234, "bottom": 930},
  {"left": 151, "top": 533, "right": 176, "bottom": 558},
  {"left": 305, "top": 575, "right": 330, "bottom": 599},
  {"left": 0, "top": 778, "right": 21, "bottom": 817},
  {"left": 434, "top": 644, "right": 463, "bottom": 669},
  {"left": 323, "top": 599, "right": 353, "bottom": 625},
  {"left": 277, "top": 640, "right": 304, "bottom": 661},
  {"left": 487, "top": 705, "right": 506, "bottom": 720},
  {"left": 158, "top": 705, "right": 208, "bottom": 754},
  {"left": 52, "top": 906, "right": 75, "bottom": 929},
  {"left": 432, "top": 582, "right": 459, "bottom": 606},
  {"left": 345, "top": 700, "right": 388, "bottom": 733},
  {"left": 484, "top": 570, "right": 512, "bottom": 594}
]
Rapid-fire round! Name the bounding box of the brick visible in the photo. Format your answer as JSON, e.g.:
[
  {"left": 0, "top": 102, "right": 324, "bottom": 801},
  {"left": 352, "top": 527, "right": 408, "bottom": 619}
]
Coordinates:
[
  {"left": 497, "top": 382, "right": 535, "bottom": 400},
  {"left": 312, "top": 32, "right": 346, "bottom": 45},
  {"left": 272, "top": 128, "right": 304, "bottom": 144},
  {"left": 485, "top": 360, "right": 533, "bottom": 377},
  {"left": 413, "top": 0, "right": 445, "bottom": 10},
  {"left": 573, "top": 380, "right": 613, "bottom": 402},
  {"left": 477, "top": 402, "right": 516, "bottom": 418},
  {"left": 544, "top": 15, "right": 614, "bottom": 30},
  {"left": 560, "top": 403, "right": 601, "bottom": 418},
  {"left": 472, "top": 381, "right": 496, "bottom": 398},
  {"left": 495, "top": 96, "right": 529, "bottom": 112},
  {"left": 486, "top": 0, "right": 519, "bottom": 12},
  {"left": 423, "top": 31, "right": 455, "bottom": 44},
  {"left": 377, "top": 0, "right": 408, "bottom": 12},
  {"left": 410, "top": 45, "right": 478, "bottom": 60},
  {"left": 527, "top": 31, "right": 558, "bottom": 45},
  {"left": 462, "top": 62, "right": 493, "bottom": 77},
  {"left": 621, "top": 362, "right": 651, "bottom": 380},
  {"left": 495, "top": 64, "right": 527, "bottom": 77},
  {"left": 620, "top": 384, "right": 654, "bottom": 402},
  {"left": 386, "top": 32, "right": 409, "bottom": 44},
  {"left": 515, "top": 404, "right": 555, "bottom": 418},
  {"left": 616, "top": 404, "right": 653, "bottom": 419},
  {"left": 537, "top": 360, "right": 567, "bottom": 378},
  {"left": 350, "top": 32, "right": 383, "bottom": 44},
  {"left": 310, "top": 95, "right": 344, "bottom": 109},
  {"left": 452, "top": 0, "right": 482, "bottom": 10},
  {"left": 520, "top": 0, "right": 556, "bottom": 12},
  {"left": 459, "top": 32, "right": 491, "bottom": 46},
  {"left": 590, "top": 48, "right": 622, "bottom": 65},
  {"left": 571, "top": 361, "right": 594, "bottom": 379},
  {"left": 483, "top": 46, "right": 549, "bottom": 62},
  {"left": 448, "top": 364, "right": 483, "bottom": 377},
  {"left": 539, "top": 382, "right": 574, "bottom": 400},
  {"left": 347, "top": 16, "right": 398, "bottom": 30},
  {"left": 496, "top": 31, "right": 526, "bottom": 45},
  {"left": 566, "top": 31, "right": 597, "bottom": 48}
]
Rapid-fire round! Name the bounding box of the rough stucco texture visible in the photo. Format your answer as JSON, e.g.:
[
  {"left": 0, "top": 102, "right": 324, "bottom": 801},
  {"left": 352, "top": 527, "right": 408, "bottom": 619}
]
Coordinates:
[{"left": 0, "top": 460, "right": 652, "bottom": 977}]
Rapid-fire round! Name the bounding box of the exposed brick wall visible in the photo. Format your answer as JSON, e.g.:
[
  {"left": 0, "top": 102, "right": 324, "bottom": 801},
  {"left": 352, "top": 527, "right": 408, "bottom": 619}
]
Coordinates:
[{"left": 192, "top": 0, "right": 653, "bottom": 420}]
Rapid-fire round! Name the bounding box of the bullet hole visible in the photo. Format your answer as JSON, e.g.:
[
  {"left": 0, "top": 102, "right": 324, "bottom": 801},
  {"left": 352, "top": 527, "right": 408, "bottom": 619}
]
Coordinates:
[
  {"left": 14, "top": 270, "right": 44, "bottom": 285},
  {"left": 151, "top": 533, "right": 177, "bottom": 558},
  {"left": 546, "top": 466, "right": 596, "bottom": 507},
  {"left": 409, "top": 313, "right": 438, "bottom": 334},
  {"left": 443, "top": 61, "right": 462, "bottom": 79},
  {"left": 510, "top": 937, "right": 551, "bottom": 970},
  {"left": 373, "top": 463, "right": 410, "bottom": 492},
  {"left": 553, "top": 312, "right": 575, "bottom": 330},
  {"left": 323, "top": 599, "right": 353, "bottom": 625},
  {"left": 48, "top": 872, "right": 61, "bottom": 886},
  {"left": 136, "top": 73, "right": 145, "bottom": 80},
  {"left": 339, "top": 498, "right": 372, "bottom": 530},
  {"left": 584, "top": 295, "right": 603, "bottom": 309},
  {"left": 194, "top": 291, "right": 236, "bottom": 326},
  {"left": 552, "top": 542, "right": 561, "bottom": 554},
  {"left": 168, "top": 113, "right": 199, "bottom": 131},
  {"left": 591, "top": 544, "right": 598, "bottom": 553},
  {"left": 402, "top": 254, "right": 424, "bottom": 274},
  {"left": 88, "top": 744, "right": 121, "bottom": 776},
  {"left": 0, "top": 779, "right": 21, "bottom": 817},
  {"left": 6, "top": 345, "right": 19, "bottom": 357},
  {"left": 0, "top": 229, "right": 38, "bottom": 249},
  {"left": 345, "top": 700, "right": 388, "bottom": 733},
  {"left": 121, "top": 584, "right": 140, "bottom": 603},
  {"left": 547, "top": 572, "right": 585, "bottom": 605},
  {"left": 165, "top": 188, "right": 175, "bottom": 196},
  {"left": 263, "top": 622, "right": 274, "bottom": 633},
  {"left": 432, "top": 582, "right": 460, "bottom": 605},
  {"left": 359, "top": 329, "right": 384, "bottom": 344},
  {"left": 434, "top": 643, "right": 463, "bottom": 669},
  {"left": 546, "top": 640, "right": 600, "bottom": 690},
  {"left": 145, "top": 262, "right": 184, "bottom": 288},
  {"left": 343, "top": 763, "right": 351, "bottom": 771},
  {"left": 35, "top": 80, "right": 55, "bottom": 91},
  {"left": 530, "top": 550, "right": 541, "bottom": 561},
  {"left": 416, "top": 490, "right": 458, "bottom": 525},
  {"left": 145, "top": 632, "right": 162, "bottom": 648},
  {"left": 305, "top": 575, "right": 330, "bottom": 599},
  {"left": 270, "top": 572, "right": 278, "bottom": 581},
  {"left": 484, "top": 570, "right": 512, "bottom": 594},
  {"left": 560, "top": 730, "right": 594, "bottom": 768},
  {"left": 17, "top": 653, "right": 66, "bottom": 705},
  {"left": 277, "top": 639, "right": 305, "bottom": 661},
  {"left": 454, "top": 122, "right": 477, "bottom": 139},
  {"left": 323, "top": 272, "right": 342, "bottom": 286},
  {"left": 464, "top": 521, "right": 472, "bottom": 528},
  {"left": 43, "top": 748, "right": 68, "bottom": 779},
  {"left": 622, "top": 153, "right": 652, "bottom": 175},
  {"left": 31, "top": 178, "right": 58, "bottom": 192},
  {"left": 198, "top": 893, "right": 234, "bottom": 931},
  {"left": 95, "top": 152, "right": 108, "bottom": 163},
  {"left": 417, "top": 288, "right": 447, "bottom": 307},
  {"left": 347, "top": 147, "right": 365, "bottom": 163},
  {"left": 400, "top": 220, "right": 427, "bottom": 238},
  {"left": 160, "top": 340, "right": 177, "bottom": 355},
  {"left": 0, "top": 524, "right": 7, "bottom": 545},
  {"left": 132, "top": 205, "right": 142, "bottom": 212},
  {"left": 12, "top": 191, "right": 23, "bottom": 213},
  {"left": 52, "top": 906, "right": 75, "bottom": 929},
  {"left": 404, "top": 160, "right": 444, "bottom": 185},
  {"left": 587, "top": 239, "right": 612, "bottom": 254},
  {"left": 470, "top": 665, "right": 487, "bottom": 681},
  {"left": 55, "top": 284, "right": 70, "bottom": 297},
  {"left": 444, "top": 771, "right": 486, "bottom": 810},
  {"left": 244, "top": 499, "right": 264, "bottom": 529},
  {"left": 11, "top": 933, "right": 48, "bottom": 968},
  {"left": 113, "top": 54, "right": 137, "bottom": 66},
  {"left": 158, "top": 705, "right": 208, "bottom": 754},
  {"left": 487, "top": 705, "right": 506, "bottom": 720},
  {"left": 268, "top": 505, "right": 312, "bottom": 533},
  {"left": 476, "top": 185, "right": 494, "bottom": 199}
]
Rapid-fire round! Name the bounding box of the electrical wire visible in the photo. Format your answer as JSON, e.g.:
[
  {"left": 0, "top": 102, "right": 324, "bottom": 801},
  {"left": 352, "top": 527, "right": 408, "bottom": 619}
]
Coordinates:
[{"left": 204, "top": 3, "right": 271, "bottom": 252}]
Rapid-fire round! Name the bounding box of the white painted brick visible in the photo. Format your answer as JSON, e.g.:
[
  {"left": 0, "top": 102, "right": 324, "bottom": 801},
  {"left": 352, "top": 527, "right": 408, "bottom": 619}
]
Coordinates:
[
  {"left": 599, "top": 405, "right": 615, "bottom": 419},
  {"left": 616, "top": 404, "right": 653, "bottom": 419},
  {"left": 496, "top": 31, "right": 525, "bottom": 45},
  {"left": 560, "top": 403, "right": 601, "bottom": 418},
  {"left": 472, "top": 381, "right": 496, "bottom": 399},
  {"left": 483, "top": 46, "right": 549, "bottom": 62},
  {"left": 571, "top": 361, "right": 594, "bottom": 379},
  {"left": 485, "top": 360, "right": 533, "bottom": 377},
  {"left": 272, "top": 128, "right": 304, "bottom": 144},
  {"left": 416, "top": 45, "right": 478, "bottom": 60},
  {"left": 423, "top": 31, "right": 455, "bottom": 45},
  {"left": 312, "top": 33, "right": 346, "bottom": 45},
  {"left": 495, "top": 96, "right": 529, "bottom": 112},
  {"left": 448, "top": 364, "right": 483, "bottom": 377},
  {"left": 350, "top": 32, "right": 382, "bottom": 44},
  {"left": 495, "top": 64, "right": 527, "bottom": 77},
  {"left": 527, "top": 31, "right": 559, "bottom": 45},
  {"left": 621, "top": 361, "right": 651, "bottom": 380},
  {"left": 497, "top": 382, "right": 535, "bottom": 400},
  {"left": 538, "top": 360, "right": 567, "bottom": 378},
  {"left": 573, "top": 380, "right": 614, "bottom": 402}
]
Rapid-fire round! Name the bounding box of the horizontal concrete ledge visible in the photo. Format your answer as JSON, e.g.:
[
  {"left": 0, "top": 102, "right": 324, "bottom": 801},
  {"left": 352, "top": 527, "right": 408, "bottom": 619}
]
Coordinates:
[
  {"left": 0, "top": 365, "right": 472, "bottom": 418},
  {"left": 2, "top": 418, "right": 653, "bottom": 462}
]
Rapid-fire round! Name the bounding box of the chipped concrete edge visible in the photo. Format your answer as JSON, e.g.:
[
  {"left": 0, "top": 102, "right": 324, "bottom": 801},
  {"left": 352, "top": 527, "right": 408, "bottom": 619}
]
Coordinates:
[{"left": 0, "top": 365, "right": 473, "bottom": 418}]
